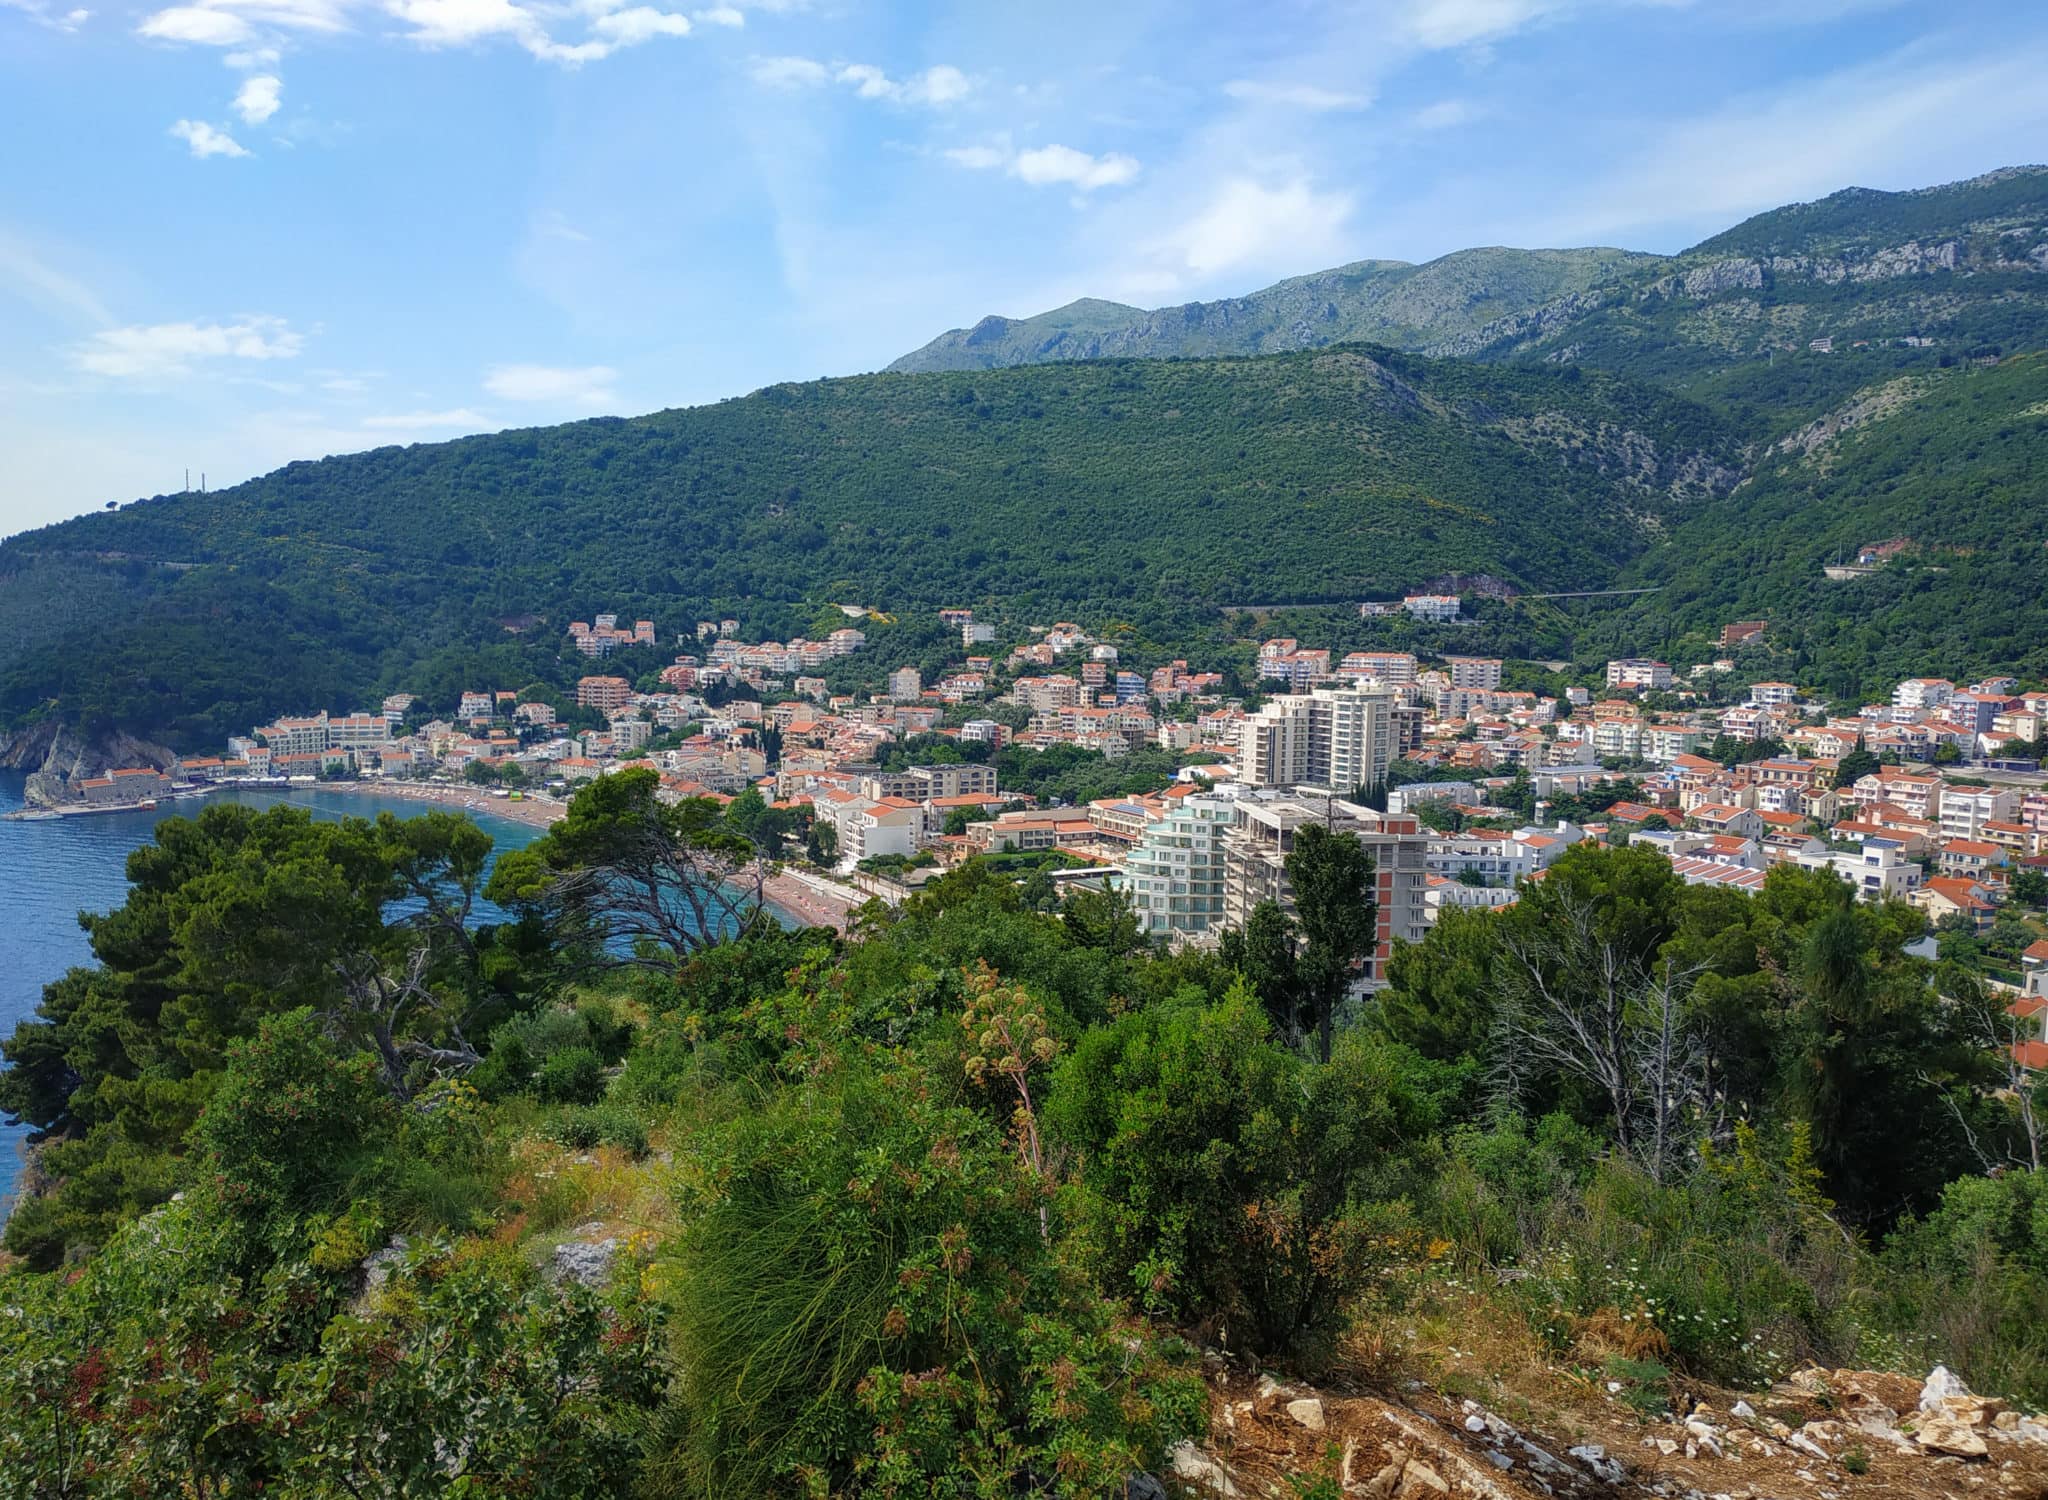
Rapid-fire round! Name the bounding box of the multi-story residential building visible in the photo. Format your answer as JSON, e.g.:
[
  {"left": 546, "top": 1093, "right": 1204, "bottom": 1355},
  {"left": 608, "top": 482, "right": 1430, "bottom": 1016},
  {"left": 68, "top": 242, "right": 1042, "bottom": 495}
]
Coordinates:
[
  {"left": 1750, "top": 681, "right": 1799, "bottom": 709},
  {"left": 1012, "top": 675, "right": 1084, "bottom": 712},
  {"left": 1894, "top": 677, "right": 1956, "bottom": 711},
  {"left": 1338, "top": 652, "right": 1418, "bottom": 686},
  {"left": 1854, "top": 770, "right": 1942, "bottom": 822},
  {"left": 327, "top": 714, "right": 393, "bottom": 751},
  {"left": 1258, "top": 650, "right": 1332, "bottom": 692},
  {"left": 887, "top": 666, "right": 922, "bottom": 701},
  {"left": 858, "top": 764, "right": 999, "bottom": 802},
  {"left": 1444, "top": 656, "right": 1503, "bottom": 690},
  {"left": 1642, "top": 725, "right": 1704, "bottom": 764},
  {"left": 259, "top": 713, "right": 332, "bottom": 757},
  {"left": 576, "top": 675, "right": 633, "bottom": 713},
  {"left": 1402, "top": 594, "right": 1462, "bottom": 622},
  {"left": 1605, "top": 659, "right": 1673, "bottom": 691},
  {"left": 1122, "top": 793, "right": 1237, "bottom": 940},
  {"left": 1589, "top": 719, "right": 1643, "bottom": 760},
  {"left": 1938, "top": 783, "right": 2019, "bottom": 841},
  {"left": 1238, "top": 683, "right": 1395, "bottom": 794},
  {"left": 1221, "top": 792, "right": 1430, "bottom": 989}
]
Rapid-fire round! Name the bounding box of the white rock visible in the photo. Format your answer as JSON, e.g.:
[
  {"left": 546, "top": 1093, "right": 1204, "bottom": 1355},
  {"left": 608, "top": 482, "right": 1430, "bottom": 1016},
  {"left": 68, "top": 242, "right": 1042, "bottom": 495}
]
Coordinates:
[
  {"left": 1286, "top": 1398, "right": 1326, "bottom": 1432},
  {"left": 1731, "top": 1400, "right": 1757, "bottom": 1421},
  {"left": 1921, "top": 1365, "right": 1972, "bottom": 1412},
  {"left": 1484, "top": 1451, "right": 1514, "bottom": 1470},
  {"left": 1465, "top": 1415, "right": 1488, "bottom": 1433},
  {"left": 549, "top": 1236, "right": 617, "bottom": 1287},
  {"left": 1168, "top": 1441, "right": 1239, "bottom": 1496},
  {"left": 1255, "top": 1374, "right": 1283, "bottom": 1402},
  {"left": 1786, "top": 1432, "right": 1831, "bottom": 1461},
  {"left": 1571, "top": 1444, "right": 1626, "bottom": 1484}
]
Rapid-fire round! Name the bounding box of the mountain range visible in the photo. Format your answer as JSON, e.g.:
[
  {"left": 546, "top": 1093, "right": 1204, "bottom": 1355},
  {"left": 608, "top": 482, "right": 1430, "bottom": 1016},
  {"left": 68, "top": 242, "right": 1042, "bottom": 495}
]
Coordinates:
[
  {"left": 4, "top": 165, "right": 2047, "bottom": 748},
  {"left": 884, "top": 248, "right": 1656, "bottom": 373}
]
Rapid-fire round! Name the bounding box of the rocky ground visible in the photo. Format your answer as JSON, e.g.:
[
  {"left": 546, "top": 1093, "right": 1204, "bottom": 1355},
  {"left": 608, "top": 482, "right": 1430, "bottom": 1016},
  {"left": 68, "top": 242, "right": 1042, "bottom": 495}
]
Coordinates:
[{"left": 1162, "top": 1360, "right": 2048, "bottom": 1500}]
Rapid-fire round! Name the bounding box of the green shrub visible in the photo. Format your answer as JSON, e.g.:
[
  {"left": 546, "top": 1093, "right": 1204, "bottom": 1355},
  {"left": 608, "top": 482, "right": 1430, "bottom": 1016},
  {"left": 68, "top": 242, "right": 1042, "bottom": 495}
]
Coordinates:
[
  {"left": 653, "top": 1056, "right": 1203, "bottom": 1497},
  {"left": 546, "top": 1104, "right": 650, "bottom": 1158},
  {"left": 1877, "top": 1170, "right": 2048, "bottom": 1407},
  {"left": 195, "top": 1008, "right": 395, "bottom": 1259},
  {"left": 536, "top": 1046, "right": 606, "bottom": 1106},
  {"left": 1044, "top": 984, "right": 1453, "bottom": 1359},
  {"left": 577, "top": 996, "right": 636, "bottom": 1063}
]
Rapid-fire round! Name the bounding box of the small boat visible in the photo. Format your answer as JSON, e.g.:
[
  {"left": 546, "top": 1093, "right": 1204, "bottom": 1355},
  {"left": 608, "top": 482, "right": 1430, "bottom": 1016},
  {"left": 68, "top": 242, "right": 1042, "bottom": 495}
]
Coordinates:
[{"left": 5, "top": 809, "right": 60, "bottom": 821}]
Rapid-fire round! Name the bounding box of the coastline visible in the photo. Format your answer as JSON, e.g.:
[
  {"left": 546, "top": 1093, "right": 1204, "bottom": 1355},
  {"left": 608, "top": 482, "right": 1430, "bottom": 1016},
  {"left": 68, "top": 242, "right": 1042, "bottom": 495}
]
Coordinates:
[
  {"left": 300, "top": 779, "right": 570, "bottom": 830},
  {"left": 759, "top": 866, "right": 866, "bottom": 932}
]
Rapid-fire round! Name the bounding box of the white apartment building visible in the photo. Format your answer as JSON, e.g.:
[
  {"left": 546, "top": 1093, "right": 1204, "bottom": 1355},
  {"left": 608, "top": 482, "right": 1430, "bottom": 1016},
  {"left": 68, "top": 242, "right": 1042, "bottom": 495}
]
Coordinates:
[
  {"left": 1402, "top": 594, "right": 1462, "bottom": 622},
  {"left": 1338, "top": 652, "right": 1419, "bottom": 686},
  {"left": 1221, "top": 791, "right": 1430, "bottom": 988},
  {"left": 1939, "top": 783, "right": 2019, "bottom": 841},
  {"left": 1588, "top": 719, "right": 1643, "bottom": 760},
  {"left": 327, "top": 713, "right": 393, "bottom": 751},
  {"left": 1642, "top": 725, "right": 1704, "bottom": 764},
  {"left": 1122, "top": 793, "right": 1237, "bottom": 940},
  {"left": 1444, "top": 656, "right": 1504, "bottom": 690},
  {"left": 1796, "top": 839, "right": 1924, "bottom": 901},
  {"left": 1605, "top": 659, "right": 1673, "bottom": 691},
  {"left": 887, "top": 667, "right": 923, "bottom": 701},
  {"left": 1893, "top": 678, "right": 1955, "bottom": 711},
  {"left": 1238, "top": 683, "right": 1395, "bottom": 794}
]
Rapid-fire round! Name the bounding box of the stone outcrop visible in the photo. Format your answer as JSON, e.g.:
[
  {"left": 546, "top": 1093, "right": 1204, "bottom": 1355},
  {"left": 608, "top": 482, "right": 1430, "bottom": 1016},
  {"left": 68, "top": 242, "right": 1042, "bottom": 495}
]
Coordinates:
[{"left": 1, "top": 720, "right": 179, "bottom": 808}]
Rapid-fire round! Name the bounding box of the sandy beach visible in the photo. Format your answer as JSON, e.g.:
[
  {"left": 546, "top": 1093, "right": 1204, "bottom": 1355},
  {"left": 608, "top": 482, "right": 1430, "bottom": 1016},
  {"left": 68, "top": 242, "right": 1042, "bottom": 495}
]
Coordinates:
[
  {"left": 316, "top": 780, "right": 569, "bottom": 829},
  {"left": 761, "top": 866, "right": 864, "bottom": 931}
]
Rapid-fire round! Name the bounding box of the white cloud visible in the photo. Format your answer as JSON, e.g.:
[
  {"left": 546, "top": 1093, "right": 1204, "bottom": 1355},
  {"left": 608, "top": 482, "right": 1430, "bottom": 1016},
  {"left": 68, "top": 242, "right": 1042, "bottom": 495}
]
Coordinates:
[
  {"left": 170, "top": 118, "right": 251, "bottom": 157},
  {"left": 750, "top": 55, "right": 969, "bottom": 105},
  {"left": 1152, "top": 176, "right": 1354, "bottom": 279},
  {"left": 136, "top": 0, "right": 695, "bottom": 66},
  {"left": 361, "top": 408, "right": 493, "bottom": 430},
  {"left": 1413, "top": 98, "right": 1476, "bottom": 129},
  {"left": 693, "top": 3, "right": 741, "bottom": 23},
  {"left": 233, "top": 73, "right": 282, "bottom": 123},
  {"left": 138, "top": 0, "right": 351, "bottom": 45},
  {"left": 1402, "top": 0, "right": 1561, "bottom": 48},
  {"left": 1222, "top": 78, "right": 1372, "bottom": 111},
  {"left": 590, "top": 4, "right": 688, "bottom": 45},
  {"left": 2, "top": 0, "right": 91, "bottom": 31},
  {"left": 72, "top": 316, "right": 304, "bottom": 379},
  {"left": 483, "top": 362, "right": 617, "bottom": 404},
  {"left": 942, "top": 144, "right": 1008, "bottom": 171},
  {"left": 140, "top": 5, "right": 255, "bottom": 43},
  {"left": 947, "top": 140, "right": 1140, "bottom": 194},
  {"left": 1014, "top": 143, "right": 1139, "bottom": 191},
  {"left": 0, "top": 231, "right": 114, "bottom": 326},
  {"left": 748, "top": 52, "right": 827, "bottom": 86}
]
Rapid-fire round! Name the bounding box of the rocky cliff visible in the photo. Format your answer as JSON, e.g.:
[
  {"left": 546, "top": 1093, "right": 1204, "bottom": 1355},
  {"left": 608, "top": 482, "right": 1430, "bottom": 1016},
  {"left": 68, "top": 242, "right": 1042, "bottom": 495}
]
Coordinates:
[{"left": 0, "top": 721, "right": 178, "bottom": 808}]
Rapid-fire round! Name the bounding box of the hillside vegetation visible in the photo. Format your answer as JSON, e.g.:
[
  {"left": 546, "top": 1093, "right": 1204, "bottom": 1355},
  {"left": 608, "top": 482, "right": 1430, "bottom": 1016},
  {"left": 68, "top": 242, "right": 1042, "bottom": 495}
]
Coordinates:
[
  {"left": 4, "top": 167, "right": 2048, "bottom": 744},
  {"left": 888, "top": 248, "right": 1658, "bottom": 373},
  {"left": 7, "top": 793, "right": 2048, "bottom": 1494},
  {"left": 1592, "top": 350, "right": 2048, "bottom": 692},
  {"left": 0, "top": 349, "right": 1735, "bottom": 745}
]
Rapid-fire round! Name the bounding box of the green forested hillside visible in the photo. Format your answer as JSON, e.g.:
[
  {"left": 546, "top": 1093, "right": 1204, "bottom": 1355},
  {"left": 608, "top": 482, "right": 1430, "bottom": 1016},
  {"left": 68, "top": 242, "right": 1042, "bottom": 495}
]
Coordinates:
[
  {"left": 6, "top": 168, "right": 2048, "bottom": 745},
  {"left": 0, "top": 348, "right": 1735, "bottom": 743},
  {"left": 888, "top": 247, "right": 1658, "bottom": 372},
  {"left": 1590, "top": 350, "right": 2048, "bottom": 694},
  {"left": 1444, "top": 167, "right": 2048, "bottom": 437}
]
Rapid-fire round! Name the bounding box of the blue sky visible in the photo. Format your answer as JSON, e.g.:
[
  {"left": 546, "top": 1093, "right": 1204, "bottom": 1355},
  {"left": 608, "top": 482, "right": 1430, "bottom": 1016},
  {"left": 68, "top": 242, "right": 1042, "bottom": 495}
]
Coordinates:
[{"left": 2, "top": 0, "right": 2045, "bottom": 537}]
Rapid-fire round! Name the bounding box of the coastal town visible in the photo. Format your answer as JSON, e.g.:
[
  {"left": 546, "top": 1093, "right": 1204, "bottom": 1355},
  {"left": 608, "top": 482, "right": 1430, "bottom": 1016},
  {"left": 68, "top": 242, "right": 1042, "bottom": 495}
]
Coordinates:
[{"left": 35, "top": 595, "right": 2048, "bottom": 1051}]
